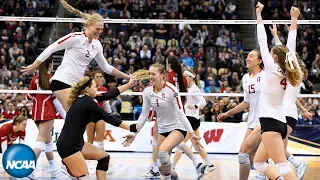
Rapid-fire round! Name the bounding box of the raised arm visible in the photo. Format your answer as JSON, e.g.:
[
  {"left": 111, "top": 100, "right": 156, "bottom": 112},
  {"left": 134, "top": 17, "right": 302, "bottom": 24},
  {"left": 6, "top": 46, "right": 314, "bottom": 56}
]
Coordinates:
[
  {"left": 95, "top": 44, "right": 130, "bottom": 80},
  {"left": 256, "top": 2, "right": 275, "bottom": 72}
]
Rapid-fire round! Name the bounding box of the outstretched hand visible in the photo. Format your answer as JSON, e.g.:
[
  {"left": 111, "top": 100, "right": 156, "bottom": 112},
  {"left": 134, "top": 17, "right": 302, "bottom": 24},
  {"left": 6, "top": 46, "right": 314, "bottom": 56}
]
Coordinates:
[
  {"left": 21, "top": 65, "right": 36, "bottom": 76},
  {"left": 122, "top": 134, "right": 135, "bottom": 147},
  {"left": 269, "top": 24, "right": 278, "bottom": 36},
  {"left": 190, "top": 134, "right": 203, "bottom": 152}
]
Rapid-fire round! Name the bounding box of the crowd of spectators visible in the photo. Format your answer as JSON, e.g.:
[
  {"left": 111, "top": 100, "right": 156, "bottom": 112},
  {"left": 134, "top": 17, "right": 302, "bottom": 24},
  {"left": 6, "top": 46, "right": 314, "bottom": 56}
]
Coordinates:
[{"left": 0, "top": 0, "right": 319, "bottom": 126}]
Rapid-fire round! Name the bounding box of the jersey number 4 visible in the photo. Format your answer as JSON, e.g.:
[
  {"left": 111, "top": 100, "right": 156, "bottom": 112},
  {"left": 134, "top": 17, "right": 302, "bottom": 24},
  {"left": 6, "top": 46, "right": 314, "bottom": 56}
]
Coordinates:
[
  {"left": 280, "top": 78, "right": 287, "bottom": 90},
  {"left": 248, "top": 84, "right": 255, "bottom": 94}
]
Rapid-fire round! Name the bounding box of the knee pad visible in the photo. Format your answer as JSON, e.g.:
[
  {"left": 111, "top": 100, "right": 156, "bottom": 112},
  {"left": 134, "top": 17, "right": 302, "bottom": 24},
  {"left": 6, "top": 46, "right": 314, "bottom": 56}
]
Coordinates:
[
  {"left": 253, "top": 162, "right": 270, "bottom": 174},
  {"left": 275, "top": 162, "right": 292, "bottom": 177},
  {"left": 158, "top": 151, "right": 171, "bottom": 166},
  {"left": 35, "top": 141, "right": 45, "bottom": 151},
  {"left": 151, "top": 138, "right": 157, "bottom": 146},
  {"left": 238, "top": 152, "right": 250, "bottom": 164},
  {"left": 96, "top": 155, "right": 110, "bottom": 171},
  {"left": 45, "top": 142, "right": 53, "bottom": 152}
]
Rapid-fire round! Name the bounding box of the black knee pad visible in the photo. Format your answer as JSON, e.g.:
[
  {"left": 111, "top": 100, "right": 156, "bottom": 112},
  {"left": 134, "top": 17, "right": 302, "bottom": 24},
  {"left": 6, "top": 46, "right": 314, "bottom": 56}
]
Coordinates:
[{"left": 97, "top": 155, "right": 110, "bottom": 171}]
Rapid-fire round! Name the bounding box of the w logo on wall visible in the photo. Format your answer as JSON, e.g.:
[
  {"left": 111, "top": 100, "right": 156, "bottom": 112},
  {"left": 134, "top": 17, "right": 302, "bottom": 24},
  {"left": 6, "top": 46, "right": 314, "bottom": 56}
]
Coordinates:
[{"left": 203, "top": 129, "right": 224, "bottom": 144}]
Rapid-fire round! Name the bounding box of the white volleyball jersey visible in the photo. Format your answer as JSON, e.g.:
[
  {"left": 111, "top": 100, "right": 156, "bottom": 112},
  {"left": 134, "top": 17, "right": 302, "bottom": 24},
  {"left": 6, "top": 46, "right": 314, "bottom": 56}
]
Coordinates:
[
  {"left": 37, "top": 32, "right": 114, "bottom": 86},
  {"left": 281, "top": 30, "right": 300, "bottom": 120},
  {"left": 242, "top": 70, "right": 265, "bottom": 128},
  {"left": 184, "top": 84, "right": 206, "bottom": 119},
  {"left": 257, "top": 24, "right": 286, "bottom": 123},
  {"left": 137, "top": 82, "right": 193, "bottom": 134}
]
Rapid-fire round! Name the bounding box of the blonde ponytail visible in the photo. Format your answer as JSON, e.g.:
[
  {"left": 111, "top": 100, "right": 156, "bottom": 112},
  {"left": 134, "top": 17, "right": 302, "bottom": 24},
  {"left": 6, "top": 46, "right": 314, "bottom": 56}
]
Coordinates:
[
  {"left": 67, "top": 76, "right": 91, "bottom": 108},
  {"left": 285, "top": 60, "right": 301, "bottom": 87},
  {"left": 60, "top": 0, "right": 103, "bottom": 28},
  {"left": 133, "top": 69, "right": 150, "bottom": 81}
]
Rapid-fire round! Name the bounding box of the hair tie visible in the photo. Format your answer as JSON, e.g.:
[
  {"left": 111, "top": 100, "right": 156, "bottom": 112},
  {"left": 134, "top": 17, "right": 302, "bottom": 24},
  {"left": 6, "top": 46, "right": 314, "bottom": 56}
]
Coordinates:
[
  {"left": 285, "top": 51, "right": 295, "bottom": 69},
  {"left": 183, "top": 70, "right": 195, "bottom": 78},
  {"left": 80, "top": 78, "right": 93, "bottom": 90}
]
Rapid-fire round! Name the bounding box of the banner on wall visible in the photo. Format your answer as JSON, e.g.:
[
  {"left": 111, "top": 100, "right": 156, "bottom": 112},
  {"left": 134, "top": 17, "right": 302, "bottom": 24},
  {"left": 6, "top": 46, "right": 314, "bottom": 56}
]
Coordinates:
[{"left": 1, "top": 119, "right": 247, "bottom": 153}]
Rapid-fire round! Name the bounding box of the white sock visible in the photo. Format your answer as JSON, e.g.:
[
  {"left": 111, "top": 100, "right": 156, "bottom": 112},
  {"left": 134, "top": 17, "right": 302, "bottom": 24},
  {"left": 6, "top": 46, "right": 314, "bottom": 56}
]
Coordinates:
[
  {"left": 157, "top": 159, "right": 161, "bottom": 166},
  {"left": 152, "top": 161, "right": 159, "bottom": 173},
  {"left": 49, "top": 160, "right": 58, "bottom": 171},
  {"left": 288, "top": 155, "right": 300, "bottom": 168},
  {"left": 203, "top": 157, "right": 211, "bottom": 165},
  {"left": 192, "top": 156, "right": 200, "bottom": 167},
  {"left": 172, "top": 160, "right": 177, "bottom": 169},
  {"left": 97, "top": 141, "right": 104, "bottom": 150}
]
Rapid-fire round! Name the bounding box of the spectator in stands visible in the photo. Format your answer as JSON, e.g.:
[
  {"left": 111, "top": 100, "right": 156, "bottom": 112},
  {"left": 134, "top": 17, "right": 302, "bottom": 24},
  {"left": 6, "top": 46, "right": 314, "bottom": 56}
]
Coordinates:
[
  {"left": 298, "top": 109, "right": 320, "bottom": 125},
  {"left": 3, "top": 102, "right": 19, "bottom": 119}
]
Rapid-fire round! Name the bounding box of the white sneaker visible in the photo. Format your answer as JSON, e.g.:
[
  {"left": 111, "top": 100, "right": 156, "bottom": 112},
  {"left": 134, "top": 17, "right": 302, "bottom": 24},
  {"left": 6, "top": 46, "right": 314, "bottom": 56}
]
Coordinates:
[
  {"left": 196, "top": 163, "right": 206, "bottom": 180},
  {"left": 204, "top": 164, "right": 215, "bottom": 173},
  {"left": 296, "top": 161, "right": 308, "bottom": 180},
  {"left": 50, "top": 168, "right": 64, "bottom": 178},
  {"left": 26, "top": 173, "right": 38, "bottom": 180},
  {"left": 252, "top": 173, "right": 267, "bottom": 180},
  {"left": 142, "top": 167, "right": 161, "bottom": 179},
  {"left": 60, "top": 164, "right": 77, "bottom": 179}
]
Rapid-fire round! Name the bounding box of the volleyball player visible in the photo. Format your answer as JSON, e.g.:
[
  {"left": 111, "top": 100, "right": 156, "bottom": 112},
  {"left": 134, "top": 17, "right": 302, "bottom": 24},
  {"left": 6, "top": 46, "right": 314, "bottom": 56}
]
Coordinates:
[
  {"left": 143, "top": 55, "right": 188, "bottom": 178},
  {"left": 217, "top": 48, "right": 266, "bottom": 180},
  {"left": 21, "top": 0, "right": 130, "bottom": 112},
  {"left": 56, "top": 76, "right": 139, "bottom": 180},
  {"left": 270, "top": 22, "right": 310, "bottom": 179},
  {"left": 172, "top": 69, "right": 215, "bottom": 173},
  {"left": 0, "top": 115, "right": 27, "bottom": 171},
  {"left": 85, "top": 70, "right": 111, "bottom": 174},
  {"left": 123, "top": 63, "right": 206, "bottom": 180},
  {"left": 26, "top": 58, "right": 65, "bottom": 178},
  {"left": 253, "top": 3, "right": 300, "bottom": 180}
]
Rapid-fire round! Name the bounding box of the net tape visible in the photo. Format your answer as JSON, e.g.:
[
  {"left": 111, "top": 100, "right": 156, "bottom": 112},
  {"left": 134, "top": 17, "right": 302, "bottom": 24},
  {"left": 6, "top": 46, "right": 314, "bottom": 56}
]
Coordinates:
[
  {"left": 0, "top": 16, "right": 319, "bottom": 24},
  {"left": 0, "top": 89, "right": 318, "bottom": 98}
]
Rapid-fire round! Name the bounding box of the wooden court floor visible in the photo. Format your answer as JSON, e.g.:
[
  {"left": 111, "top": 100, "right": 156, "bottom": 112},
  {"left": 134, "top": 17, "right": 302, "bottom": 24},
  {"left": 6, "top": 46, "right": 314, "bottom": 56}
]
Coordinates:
[{"left": 0, "top": 141, "right": 319, "bottom": 180}]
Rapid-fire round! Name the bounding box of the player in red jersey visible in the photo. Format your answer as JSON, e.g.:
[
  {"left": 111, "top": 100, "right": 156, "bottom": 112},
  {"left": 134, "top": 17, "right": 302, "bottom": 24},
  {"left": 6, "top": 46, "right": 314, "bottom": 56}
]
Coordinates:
[
  {"left": 0, "top": 115, "right": 26, "bottom": 172},
  {"left": 26, "top": 58, "right": 65, "bottom": 178},
  {"left": 0, "top": 115, "right": 26, "bottom": 153}
]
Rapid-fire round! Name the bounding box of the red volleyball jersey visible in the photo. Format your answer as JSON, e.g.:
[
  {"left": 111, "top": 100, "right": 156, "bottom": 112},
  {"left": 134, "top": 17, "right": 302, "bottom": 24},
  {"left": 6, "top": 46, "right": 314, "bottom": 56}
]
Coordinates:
[
  {"left": 166, "top": 71, "right": 187, "bottom": 89},
  {"left": 26, "top": 74, "right": 56, "bottom": 121},
  {"left": 97, "top": 86, "right": 108, "bottom": 108},
  {"left": 0, "top": 123, "right": 25, "bottom": 145},
  {"left": 2, "top": 110, "right": 19, "bottom": 119}
]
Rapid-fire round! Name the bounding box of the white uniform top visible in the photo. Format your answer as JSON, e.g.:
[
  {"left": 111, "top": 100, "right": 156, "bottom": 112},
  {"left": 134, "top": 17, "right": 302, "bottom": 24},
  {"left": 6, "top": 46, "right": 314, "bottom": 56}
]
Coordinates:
[
  {"left": 37, "top": 32, "right": 114, "bottom": 86},
  {"left": 281, "top": 30, "right": 301, "bottom": 120},
  {"left": 137, "top": 82, "right": 193, "bottom": 134},
  {"left": 242, "top": 70, "right": 265, "bottom": 128},
  {"left": 184, "top": 84, "right": 206, "bottom": 119},
  {"left": 257, "top": 24, "right": 287, "bottom": 123}
]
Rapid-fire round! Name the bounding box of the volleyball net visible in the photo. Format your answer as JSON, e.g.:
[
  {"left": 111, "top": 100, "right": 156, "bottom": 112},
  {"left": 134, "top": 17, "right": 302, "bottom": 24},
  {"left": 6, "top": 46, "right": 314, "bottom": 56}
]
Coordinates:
[{"left": 0, "top": 16, "right": 319, "bottom": 154}]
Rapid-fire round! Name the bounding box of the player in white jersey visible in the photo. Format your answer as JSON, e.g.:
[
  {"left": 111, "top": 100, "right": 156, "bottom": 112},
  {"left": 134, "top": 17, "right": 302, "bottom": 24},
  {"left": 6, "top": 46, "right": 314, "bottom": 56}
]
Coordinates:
[
  {"left": 142, "top": 56, "right": 189, "bottom": 179},
  {"left": 270, "top": 23, "right": 311, "bottom": 180},
  {"left": 172, "top": 69, "right": 215, "bottom": 173},
  {"left": 122, "top": 63, "right": 206, "bottom": 180},
  {"left": 218, "top": 49, "right": 266, "bottom": 180},
  {"left": 21, "top": 0, "right": 130, "bottom": 111},
  {"left": 253, "top": 3, "right": 301, "bottom": 180}
]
